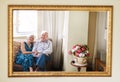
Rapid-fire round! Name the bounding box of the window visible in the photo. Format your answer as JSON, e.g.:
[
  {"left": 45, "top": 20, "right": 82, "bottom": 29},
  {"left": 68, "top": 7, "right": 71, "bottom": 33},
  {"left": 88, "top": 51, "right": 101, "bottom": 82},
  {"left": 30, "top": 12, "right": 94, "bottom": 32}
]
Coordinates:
[{"left": 13, "top": 10, "right": 37, "bottom": 37}]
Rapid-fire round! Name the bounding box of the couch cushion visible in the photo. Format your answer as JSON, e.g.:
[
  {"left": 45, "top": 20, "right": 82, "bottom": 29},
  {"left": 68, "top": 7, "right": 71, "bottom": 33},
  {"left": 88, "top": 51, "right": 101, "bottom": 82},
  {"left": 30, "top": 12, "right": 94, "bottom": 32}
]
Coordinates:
[
  {"left": 13, "top": 41, "right": 21, "bottom": 62},
  {"left": 13, "top": 63, "right": 23, "bottom": 71}
]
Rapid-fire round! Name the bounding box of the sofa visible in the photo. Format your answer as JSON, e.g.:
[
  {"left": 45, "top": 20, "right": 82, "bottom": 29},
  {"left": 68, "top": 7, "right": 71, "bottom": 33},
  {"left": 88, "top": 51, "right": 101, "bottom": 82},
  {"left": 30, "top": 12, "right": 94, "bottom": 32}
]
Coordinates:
[
  {"left": 13, "top": 41, "right": 23, "bottom": 71},
  {"left": 13, "top": 41, "right": 52, "bottom": 71}
]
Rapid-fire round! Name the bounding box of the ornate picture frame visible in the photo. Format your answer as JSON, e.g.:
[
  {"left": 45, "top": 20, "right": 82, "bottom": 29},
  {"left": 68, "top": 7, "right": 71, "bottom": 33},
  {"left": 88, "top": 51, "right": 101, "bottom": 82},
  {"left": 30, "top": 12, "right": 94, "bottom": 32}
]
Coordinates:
[{"left": 8, "top": 5, "right": 113, "bottom": 77}]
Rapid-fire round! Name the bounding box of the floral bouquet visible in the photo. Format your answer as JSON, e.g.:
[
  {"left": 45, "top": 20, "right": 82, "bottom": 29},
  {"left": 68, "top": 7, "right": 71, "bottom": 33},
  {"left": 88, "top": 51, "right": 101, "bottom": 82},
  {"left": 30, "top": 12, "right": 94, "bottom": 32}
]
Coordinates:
[{"left": 68, "top": 44, "right": 90, "bottom": 64}]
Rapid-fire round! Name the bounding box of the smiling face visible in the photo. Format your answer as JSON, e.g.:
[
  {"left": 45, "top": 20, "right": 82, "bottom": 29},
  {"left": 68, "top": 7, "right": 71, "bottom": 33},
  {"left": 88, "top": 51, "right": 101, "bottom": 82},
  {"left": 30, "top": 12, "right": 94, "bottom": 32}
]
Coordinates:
[
  {"left": 28, "top": 35, "right": 34, "bottom": 43},
  {"left": 40, "top": 32, "right": 48, "bottom": 42}
]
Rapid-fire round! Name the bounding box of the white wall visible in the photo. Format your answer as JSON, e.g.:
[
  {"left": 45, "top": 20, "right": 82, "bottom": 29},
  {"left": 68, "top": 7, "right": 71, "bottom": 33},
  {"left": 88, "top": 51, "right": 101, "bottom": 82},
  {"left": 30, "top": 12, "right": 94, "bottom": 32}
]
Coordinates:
[
  {"left": 0, "top": 0, "right": 120, "bottom": 82},
  {"left": 68, "top": 11, "right": 89, "bottom": 45},
  {"left": 64, "top": 11, "right": 89, "bottom": 71}
]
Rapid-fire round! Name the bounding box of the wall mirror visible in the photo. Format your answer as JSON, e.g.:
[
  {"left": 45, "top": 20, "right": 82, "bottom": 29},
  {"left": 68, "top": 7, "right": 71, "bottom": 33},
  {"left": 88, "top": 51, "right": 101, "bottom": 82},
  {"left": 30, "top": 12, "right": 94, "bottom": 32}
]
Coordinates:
[{"left": 8, "top": 5, "right": 113, "bottom": 77}]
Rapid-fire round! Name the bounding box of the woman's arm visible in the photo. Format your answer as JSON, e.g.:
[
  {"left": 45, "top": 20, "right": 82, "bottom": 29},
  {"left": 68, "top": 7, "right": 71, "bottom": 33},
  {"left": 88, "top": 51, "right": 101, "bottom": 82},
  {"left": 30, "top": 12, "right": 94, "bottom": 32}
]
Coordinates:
[{"left": 21, "top": 42, "right": 32, "bottom": 54}]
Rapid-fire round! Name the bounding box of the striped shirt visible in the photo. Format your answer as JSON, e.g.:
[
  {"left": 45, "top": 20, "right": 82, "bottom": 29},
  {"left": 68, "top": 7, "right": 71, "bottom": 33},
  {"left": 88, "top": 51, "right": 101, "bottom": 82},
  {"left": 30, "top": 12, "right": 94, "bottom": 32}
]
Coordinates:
[{"left": 32, "top": 39, "right": 52, "bottom": 57}]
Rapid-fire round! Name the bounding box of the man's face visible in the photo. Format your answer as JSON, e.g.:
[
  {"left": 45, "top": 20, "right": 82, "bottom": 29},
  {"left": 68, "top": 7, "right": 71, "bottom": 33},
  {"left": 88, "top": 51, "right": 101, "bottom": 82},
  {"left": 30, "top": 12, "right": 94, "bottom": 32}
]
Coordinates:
[{"left": 41, "top": 33, "right": 48, "bottom": 41}]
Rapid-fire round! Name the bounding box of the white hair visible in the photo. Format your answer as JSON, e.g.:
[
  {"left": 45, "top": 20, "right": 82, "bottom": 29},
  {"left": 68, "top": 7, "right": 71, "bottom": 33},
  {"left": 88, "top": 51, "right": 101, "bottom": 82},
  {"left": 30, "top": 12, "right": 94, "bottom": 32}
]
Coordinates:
[
  {"left": 40, "top": 31, "right": 48, "bottom": 35},
  {"left": 26, "top": 34, "right": 34, "bottom": 40}
]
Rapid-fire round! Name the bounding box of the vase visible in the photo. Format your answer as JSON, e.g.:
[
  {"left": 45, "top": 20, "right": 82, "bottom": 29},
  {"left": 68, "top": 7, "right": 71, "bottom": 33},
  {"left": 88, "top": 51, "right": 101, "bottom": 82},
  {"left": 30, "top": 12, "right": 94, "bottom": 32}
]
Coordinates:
[{"left": 77, "top": 57, "right": 87, "bottom": 64}]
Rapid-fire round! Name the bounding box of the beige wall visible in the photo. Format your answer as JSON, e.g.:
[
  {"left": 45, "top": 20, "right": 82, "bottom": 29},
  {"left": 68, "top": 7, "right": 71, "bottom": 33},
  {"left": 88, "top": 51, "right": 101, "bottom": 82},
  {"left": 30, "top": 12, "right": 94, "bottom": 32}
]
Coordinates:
[
  {"left": 65, "top": 11, "right": 89, "bottom": 71},
  {"left": 0, "top": 0, "right": 120, "bottom": 82}
]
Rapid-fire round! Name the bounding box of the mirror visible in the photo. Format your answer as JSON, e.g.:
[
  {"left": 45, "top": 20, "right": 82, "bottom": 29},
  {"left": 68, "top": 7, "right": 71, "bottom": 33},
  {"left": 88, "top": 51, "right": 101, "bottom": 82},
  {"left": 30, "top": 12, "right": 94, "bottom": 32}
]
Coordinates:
[{"left": 8, "top": 5, "right": 113, "bottom": 77}]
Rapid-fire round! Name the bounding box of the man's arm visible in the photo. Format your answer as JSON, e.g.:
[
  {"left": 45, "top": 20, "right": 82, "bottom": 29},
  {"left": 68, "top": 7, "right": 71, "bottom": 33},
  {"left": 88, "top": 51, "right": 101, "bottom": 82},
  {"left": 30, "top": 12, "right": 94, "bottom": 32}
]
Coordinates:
[
  {"left": 32, "top": 41, "right": 40, "bottom": 55},
  {"left": 32, "top": 41, "right": 38, "bottom": 52},
  {"left": 42, "top": 40, "right": 53, "bottom": 55}
]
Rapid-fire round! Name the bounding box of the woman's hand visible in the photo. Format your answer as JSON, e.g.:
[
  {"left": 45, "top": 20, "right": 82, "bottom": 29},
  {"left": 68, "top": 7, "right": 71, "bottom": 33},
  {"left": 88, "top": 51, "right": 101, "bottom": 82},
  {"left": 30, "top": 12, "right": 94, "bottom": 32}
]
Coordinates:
[
  {"left": 32, "top": 50, "right": 39, "bottom": 55},
  {"left": 32, "top": 51, "right": 41, "bottom": 57}
]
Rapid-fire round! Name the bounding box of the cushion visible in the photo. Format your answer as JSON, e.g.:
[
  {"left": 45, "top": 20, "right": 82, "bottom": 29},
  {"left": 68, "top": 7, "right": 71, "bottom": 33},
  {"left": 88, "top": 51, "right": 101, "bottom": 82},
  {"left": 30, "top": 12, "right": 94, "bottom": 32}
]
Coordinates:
[{"left": 13, "top": 41, "right": 21, "bottom": 62}]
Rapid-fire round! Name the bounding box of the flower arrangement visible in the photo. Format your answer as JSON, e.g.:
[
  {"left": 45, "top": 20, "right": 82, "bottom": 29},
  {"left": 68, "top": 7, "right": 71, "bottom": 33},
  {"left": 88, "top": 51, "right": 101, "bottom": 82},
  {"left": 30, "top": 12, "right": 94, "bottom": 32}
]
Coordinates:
[{"left": 68, "top": 44, "right": 90, "bottom": 58}]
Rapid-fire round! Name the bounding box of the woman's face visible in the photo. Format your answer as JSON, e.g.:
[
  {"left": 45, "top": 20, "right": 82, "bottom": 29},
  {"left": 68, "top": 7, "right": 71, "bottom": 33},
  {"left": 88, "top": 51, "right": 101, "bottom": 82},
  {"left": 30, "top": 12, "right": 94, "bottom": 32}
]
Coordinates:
[
  {"left": 28, "top": 35, "right": 34, "bottom": 43},
  {"left": 41, "top": 33, "right": 48, "bottom": 42}
]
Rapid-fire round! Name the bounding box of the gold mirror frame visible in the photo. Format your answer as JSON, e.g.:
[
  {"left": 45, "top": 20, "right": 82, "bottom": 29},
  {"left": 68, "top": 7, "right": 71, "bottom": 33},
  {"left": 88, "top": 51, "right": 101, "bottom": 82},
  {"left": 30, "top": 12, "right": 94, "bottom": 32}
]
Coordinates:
[{"left": 8, "top": 5, "right": 113, "bottom": 77}]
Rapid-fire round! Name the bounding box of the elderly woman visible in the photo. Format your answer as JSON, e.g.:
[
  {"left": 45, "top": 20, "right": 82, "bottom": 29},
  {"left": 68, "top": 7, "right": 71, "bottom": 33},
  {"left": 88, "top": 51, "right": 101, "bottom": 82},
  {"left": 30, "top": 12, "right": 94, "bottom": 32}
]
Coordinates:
[
  {"left": 32, "top": 31, "right": 53, "bottom": 71},
  {"left": 15, "top": 35, "right": 34, "bottom": 72}
]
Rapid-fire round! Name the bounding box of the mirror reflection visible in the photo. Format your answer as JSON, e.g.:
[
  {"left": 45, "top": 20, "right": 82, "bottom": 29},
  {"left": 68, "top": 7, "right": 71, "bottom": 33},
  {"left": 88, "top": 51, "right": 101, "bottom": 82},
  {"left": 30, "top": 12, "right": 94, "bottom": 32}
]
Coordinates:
[{"left": 13, "top": 10, "right": 108, "bottom": 72}]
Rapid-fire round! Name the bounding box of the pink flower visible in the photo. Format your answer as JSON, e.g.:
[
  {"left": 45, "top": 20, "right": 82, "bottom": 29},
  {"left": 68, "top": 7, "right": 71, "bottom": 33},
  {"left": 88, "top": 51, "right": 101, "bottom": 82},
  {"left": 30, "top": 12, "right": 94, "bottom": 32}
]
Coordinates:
[
  {"left": 68, "top": 44, "right": 90, "bottom": 58},
  {"left": 72, "top": 45, "right": 76, "bottom": 49},
  {"left": 77, "top": 44, "right": 81, "bottom": 47},
  {"left": 75, "top": 52, "right": 79, "bottom": 57},
  {"left": 68, "top": 50, "right": 72, "bottom": 55},
  {"left": 86, "top": 53, "right": 90, "bottom": 56},
  {"left": 81, "top": 47, "right": 85, "bottom": 51},
  {"left": 76, "top": 49, "right": 82, "bottom": 53}
]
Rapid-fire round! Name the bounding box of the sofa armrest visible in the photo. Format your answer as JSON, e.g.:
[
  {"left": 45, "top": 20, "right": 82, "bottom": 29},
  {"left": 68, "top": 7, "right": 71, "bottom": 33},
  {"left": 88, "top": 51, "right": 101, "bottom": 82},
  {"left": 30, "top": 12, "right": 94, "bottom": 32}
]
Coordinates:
[{"left": 13, "top": 41, "right": 21, "bottom": 62}]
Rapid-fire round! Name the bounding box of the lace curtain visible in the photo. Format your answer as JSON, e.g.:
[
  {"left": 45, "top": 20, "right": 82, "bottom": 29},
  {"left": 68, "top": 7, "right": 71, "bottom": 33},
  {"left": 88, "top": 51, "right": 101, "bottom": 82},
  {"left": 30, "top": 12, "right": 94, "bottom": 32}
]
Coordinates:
[{"left": 38, "top": 11, "right": 69, "bottom": 69}]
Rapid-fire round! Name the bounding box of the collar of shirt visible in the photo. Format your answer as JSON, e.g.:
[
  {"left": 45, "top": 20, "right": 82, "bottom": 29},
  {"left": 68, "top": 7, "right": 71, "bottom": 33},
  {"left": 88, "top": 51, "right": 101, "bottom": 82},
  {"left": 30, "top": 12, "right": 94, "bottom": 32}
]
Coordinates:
[{"left": 39, "top": 39, "right": 48, "bottom": 43}]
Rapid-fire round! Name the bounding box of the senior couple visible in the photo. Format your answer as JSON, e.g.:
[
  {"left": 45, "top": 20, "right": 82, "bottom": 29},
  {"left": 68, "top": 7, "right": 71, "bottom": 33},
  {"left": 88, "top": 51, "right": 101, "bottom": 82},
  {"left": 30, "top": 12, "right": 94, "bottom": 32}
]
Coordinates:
[{"left": 14, "top": 31, "right": 52, "bottom": 72}]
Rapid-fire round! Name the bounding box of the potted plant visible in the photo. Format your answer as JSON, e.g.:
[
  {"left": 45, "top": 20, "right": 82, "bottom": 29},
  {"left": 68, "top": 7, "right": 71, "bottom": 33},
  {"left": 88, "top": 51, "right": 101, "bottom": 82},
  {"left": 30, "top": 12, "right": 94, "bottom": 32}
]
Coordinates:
[{"left": 68, "top": 44, "right": 90, "bottom": 64}]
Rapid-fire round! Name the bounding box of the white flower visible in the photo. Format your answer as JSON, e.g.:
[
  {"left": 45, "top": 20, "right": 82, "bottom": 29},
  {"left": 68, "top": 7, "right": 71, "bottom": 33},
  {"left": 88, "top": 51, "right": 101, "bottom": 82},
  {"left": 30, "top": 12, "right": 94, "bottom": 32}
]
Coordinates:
[
  {"left": 79, "top": 53, "right": 85, "bottom": 57},
  {"left": 71, "top": 49, "right": 76, "bottom": 53},
  {"left": 74, "top": 46, "right": 79, "bottom": 51},
  {"left": 86, "top": 50, "right": 89, "bottom": 53},
  {"left": 71, "top": 46, "right": 79, "bottom": 53},
  {"left": 82, "top": 53, "right": 85, "bottom": 57}
]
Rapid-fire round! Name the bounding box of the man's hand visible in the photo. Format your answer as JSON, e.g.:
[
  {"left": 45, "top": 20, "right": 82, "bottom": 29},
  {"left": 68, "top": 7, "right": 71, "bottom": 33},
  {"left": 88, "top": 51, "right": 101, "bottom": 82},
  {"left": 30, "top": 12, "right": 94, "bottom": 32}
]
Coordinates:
[{"left": 32, "top": 50, "right": 39, "bottom": 55}]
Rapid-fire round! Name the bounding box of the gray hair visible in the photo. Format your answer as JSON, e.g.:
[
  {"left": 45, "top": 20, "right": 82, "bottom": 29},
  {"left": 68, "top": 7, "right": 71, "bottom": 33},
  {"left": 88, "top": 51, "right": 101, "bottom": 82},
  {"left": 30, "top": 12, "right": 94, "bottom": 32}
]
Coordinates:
[
  {"left": 26, "top": 34, "right": 34, "bottom": 40},
  {"left": 40, "top": 31, "right": 48, "bottom": 35}
]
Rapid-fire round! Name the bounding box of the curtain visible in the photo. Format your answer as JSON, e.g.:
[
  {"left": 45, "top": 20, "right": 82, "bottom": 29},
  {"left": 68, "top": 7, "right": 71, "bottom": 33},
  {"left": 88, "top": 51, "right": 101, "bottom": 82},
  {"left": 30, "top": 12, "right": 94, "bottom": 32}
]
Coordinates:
[
  {"left": 92, "top": 12, "right": 107, "bottom": 70},
  {"left": 39, "top": 11, "right": 69, "bottom": 69}
]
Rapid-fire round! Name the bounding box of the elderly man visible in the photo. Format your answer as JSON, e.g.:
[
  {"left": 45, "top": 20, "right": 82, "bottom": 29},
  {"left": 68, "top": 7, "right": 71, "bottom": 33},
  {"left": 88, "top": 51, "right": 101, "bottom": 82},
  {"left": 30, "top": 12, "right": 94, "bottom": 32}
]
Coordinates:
[{"left": 32, "top": 31, "right": 52, "bottom": 71}]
